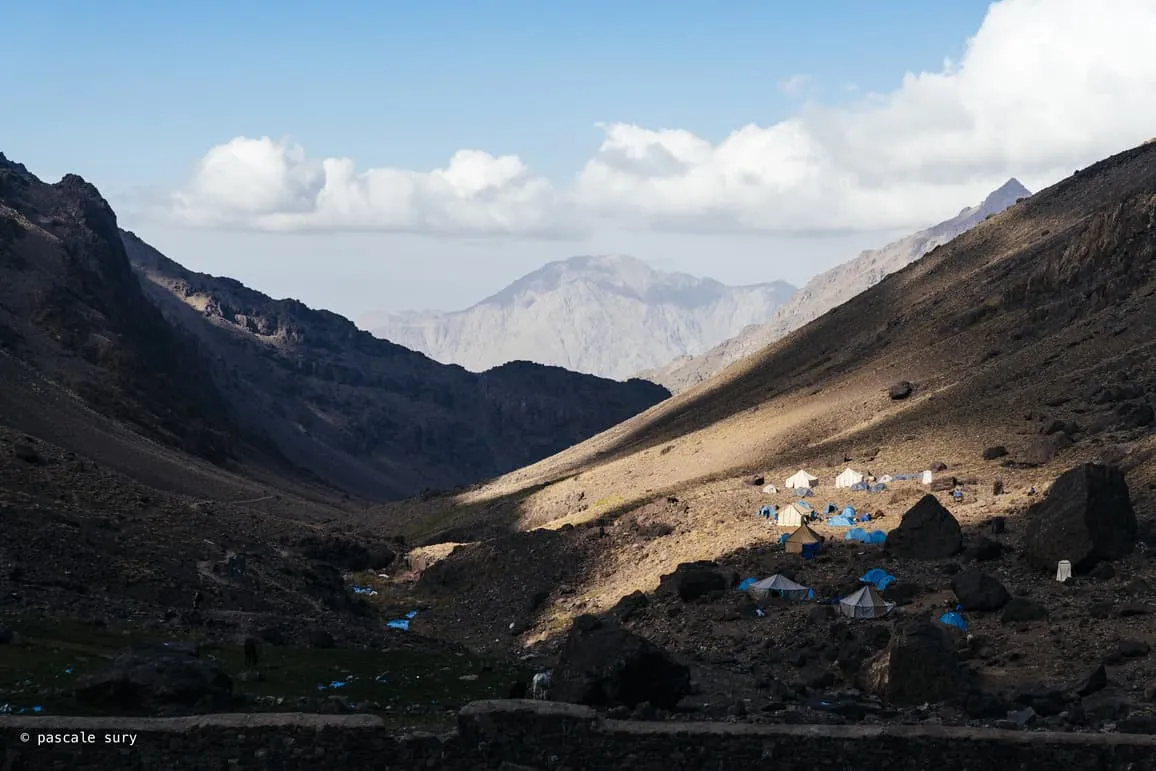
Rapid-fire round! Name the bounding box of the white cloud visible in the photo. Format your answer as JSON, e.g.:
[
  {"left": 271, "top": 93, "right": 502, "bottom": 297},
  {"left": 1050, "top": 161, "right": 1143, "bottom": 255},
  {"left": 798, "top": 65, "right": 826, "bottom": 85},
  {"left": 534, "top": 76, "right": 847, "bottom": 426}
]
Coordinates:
[
  {"left": 170, "top": 137, "right": 565, "bottom": 236},
  {"left": 778, "top": 74, "right": 812, "bottom": 95},
  {"left": 169, "top": 0, "right": 1156, "bottom": 236}
]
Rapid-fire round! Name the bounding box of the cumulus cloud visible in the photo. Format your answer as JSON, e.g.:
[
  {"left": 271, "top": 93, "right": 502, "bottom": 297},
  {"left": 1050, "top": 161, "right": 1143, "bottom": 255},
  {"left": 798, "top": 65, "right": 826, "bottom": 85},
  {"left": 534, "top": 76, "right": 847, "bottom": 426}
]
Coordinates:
[
  {"left": 171, "top": 137, "right": 565, "bottom": 235},
  {"left": 170, "top": 0, "right": 1156, "bottom": 236}
]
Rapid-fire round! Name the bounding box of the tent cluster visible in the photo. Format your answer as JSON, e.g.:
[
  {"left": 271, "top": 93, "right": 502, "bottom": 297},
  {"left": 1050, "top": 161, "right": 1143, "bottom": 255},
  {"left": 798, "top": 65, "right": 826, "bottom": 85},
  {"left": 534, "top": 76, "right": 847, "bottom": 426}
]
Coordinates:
[
  {"left": 736, "top": 567, "right": 898, "bottom": 619},
  {"left": 775, "top": 467, "right": 935, "bottom": 493}
]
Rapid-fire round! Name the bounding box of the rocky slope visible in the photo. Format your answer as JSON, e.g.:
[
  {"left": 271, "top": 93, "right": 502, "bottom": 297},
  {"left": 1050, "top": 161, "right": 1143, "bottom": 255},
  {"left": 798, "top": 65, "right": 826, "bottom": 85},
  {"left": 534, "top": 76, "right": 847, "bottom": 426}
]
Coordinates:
[
  {"left": 123, "top": 234, "right": 669, "bottom": 499},
  {"left": 642, "top": 179, "right": 1031, "bottom": 391},
  {"left": 0, "top": 151, "right": 669, "bottom": 502},
  {"left": 360, "top": 255, "right": 796, "bottom": 380}
]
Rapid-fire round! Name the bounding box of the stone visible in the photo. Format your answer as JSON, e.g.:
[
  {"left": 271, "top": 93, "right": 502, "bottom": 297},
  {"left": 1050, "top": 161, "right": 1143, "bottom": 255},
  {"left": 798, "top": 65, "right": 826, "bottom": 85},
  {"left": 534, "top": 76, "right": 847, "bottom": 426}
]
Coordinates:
[
  {"left": 964, "top": 536, "right": 1004, "bottom": 562},
  {"left": 862, "top": 620, "right": 970, "bottom": 706},
  {"left": 612, "top": 591, "right": 649, "bottom": 622},
  {"left": 549, "top": 615, "right": 690, "bottom": 709},
  {"left": 658, "top": 562, "right": 727, "bottom": 602},
  {"left": 951, "top": 569, "right": 1010, "bottom": 611},
  {"left": 982, "top": 446, "right": 1009, "bottom": 460},
  {"left": 1118, "top": 716, "right": 1156, "bottom": 734},
  {"left": 1000, "top": 597, "right": 1047, "bottom": 623},
  {"left": 884, "top": 495, "right": 962, "bottom": 559},
  {"left": 1021, "top": 434, "right": 1071, "bottom": 466},
  {"left": 75, "top": 648, "right": 232, "bottom": 711},
  {"left": 1082, "top": 690, "right": 1132, "bottom": 723},
  {"left": 307, "top": 630, "right": 335, "bottom": 649},
  {"left": 1073, "top": 663, "right": 1108, "bottom": 698},
  {"left": 1023, "top": 464, "right": 1137, "bottom": 572},
  {"left": 1089, "top": 562, "right": 1116, "bottom": 580},
  {"left": 928, "top": 461, "right": 949, "bottom": 472},
  {"left": 1116, "top": 401, "right": 1155, "bottom": 428},
  {"left": 888, "top": 381, "right": 914, "bottom": 400}
]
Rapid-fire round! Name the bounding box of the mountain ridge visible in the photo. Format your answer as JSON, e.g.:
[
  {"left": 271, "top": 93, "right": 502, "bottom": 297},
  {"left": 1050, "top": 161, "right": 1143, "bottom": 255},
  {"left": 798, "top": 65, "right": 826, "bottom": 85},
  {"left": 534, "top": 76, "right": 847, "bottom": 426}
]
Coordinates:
[
  {"left": 361, "top": 254, "right": 796, "bottom": 380},
  {"left": 640, "top": 178, "right": 1032, "bottom": 391}
]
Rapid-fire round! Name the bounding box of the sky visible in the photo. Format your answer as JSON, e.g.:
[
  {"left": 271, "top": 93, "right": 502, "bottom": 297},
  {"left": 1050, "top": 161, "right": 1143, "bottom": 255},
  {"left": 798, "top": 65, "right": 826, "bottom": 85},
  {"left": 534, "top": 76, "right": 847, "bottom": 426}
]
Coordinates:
[{"left": 4, "top": 0, "right": 1156, "bottom": 319}]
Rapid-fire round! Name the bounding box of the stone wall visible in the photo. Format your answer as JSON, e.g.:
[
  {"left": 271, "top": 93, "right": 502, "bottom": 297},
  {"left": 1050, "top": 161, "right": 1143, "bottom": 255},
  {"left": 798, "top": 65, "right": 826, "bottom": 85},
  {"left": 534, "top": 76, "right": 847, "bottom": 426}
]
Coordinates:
[{"left": 3, "top": 700, "right": 1156, "bottom": 770}]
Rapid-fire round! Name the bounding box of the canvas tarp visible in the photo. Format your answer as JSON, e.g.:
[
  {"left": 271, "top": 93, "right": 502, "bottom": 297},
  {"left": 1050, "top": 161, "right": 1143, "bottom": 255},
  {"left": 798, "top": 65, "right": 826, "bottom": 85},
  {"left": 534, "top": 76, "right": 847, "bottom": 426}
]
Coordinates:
[
  {"left": 838, "top": 585, "right": 895, "bottom": 619},
  {"left": 835, "top": 468, "right": 865, "bottom": 488},
  {"left": 785, "top": 470, "right": 819, "bottom": 489},
  {"left": 748, "top": 574, "right": 811, "bottom": 602},
  {"left": 778, "top": 503, "right": 807, "bottom": 528}
]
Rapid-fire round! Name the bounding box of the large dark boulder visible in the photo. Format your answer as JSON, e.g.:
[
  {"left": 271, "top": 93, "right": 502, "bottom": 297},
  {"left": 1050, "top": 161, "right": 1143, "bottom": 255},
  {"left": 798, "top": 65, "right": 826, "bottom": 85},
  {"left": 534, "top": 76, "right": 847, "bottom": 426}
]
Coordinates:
[
  {"left": 549, "top": 615, "right": 690, "bottom": 709},
  {"left": 884, "top": 495, "right": 962, "bottom": 559},
  {"left": 862, "top": 621, "right": 970, "bottom": 706},
  {"left": 1023, "top": 464, "right": 1136, "bottom": 573},
  {"left": 888, "top": 381, "right": 914, "bottom": 400},
  {"left": 951, "top": 568, "right": 1010, "bottom": 611},
  {"left": 75, "top": 647, "right": 232, "bottom": 712},
  {"left": 658, "top": 561, "right": 726, "bottom": 602}
]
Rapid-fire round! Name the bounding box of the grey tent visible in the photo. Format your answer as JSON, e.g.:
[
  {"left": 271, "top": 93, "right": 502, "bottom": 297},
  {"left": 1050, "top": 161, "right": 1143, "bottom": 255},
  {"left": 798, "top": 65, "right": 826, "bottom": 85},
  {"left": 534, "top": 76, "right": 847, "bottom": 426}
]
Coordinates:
[
  {"left": 838, "top": 585, "right": 895, "bottom": 619},
  {"left": 747, "top": 574, "right": 811, "bottom": 602}
]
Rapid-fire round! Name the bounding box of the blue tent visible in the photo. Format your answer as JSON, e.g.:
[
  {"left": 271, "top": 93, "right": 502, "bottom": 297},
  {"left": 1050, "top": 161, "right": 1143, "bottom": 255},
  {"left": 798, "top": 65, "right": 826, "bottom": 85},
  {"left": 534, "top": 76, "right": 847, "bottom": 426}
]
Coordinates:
[
  {"left": 939, "top": 610, "right": 967, "bottom": 631},
  {"left": 859, "top": 568, "right": 896, "bottom": 590},
  {"left": 841, "top": 505, "right": 856, "bottom": 518},
  {"left": 850, "top": 481, "right": 868, "bottom": 492},
  {"left": 824, "top": 502, "right": 839, "bottom": 515},
  {"left": 795, "top": 500, "right": 814, "bottom": 511},
  {"left": 778, "top": 532, "right": 790, "bottom": 545},
  {"left": 856, "top": 512, "right": 872, "bottom": 522},
  {"left": 846, "top": 528, "right": 884, "bottom": 543},
  {"left": 737, "top": 577, "right": 757, "bottom": 591},
  {"left": 758, "top": 505, "right": 776, "bottom": 519},
  {"left": 868, "top": 482, "right": 887, "bottom": 493},
  {"left": 800, "top": 542, "right": 821, "bottom": 560},
  {"left": 795, "top": 487, "right": 814, "bottom": 497},
  {"left": 826, "top": 513, "right": 855, "bottom": 527}
]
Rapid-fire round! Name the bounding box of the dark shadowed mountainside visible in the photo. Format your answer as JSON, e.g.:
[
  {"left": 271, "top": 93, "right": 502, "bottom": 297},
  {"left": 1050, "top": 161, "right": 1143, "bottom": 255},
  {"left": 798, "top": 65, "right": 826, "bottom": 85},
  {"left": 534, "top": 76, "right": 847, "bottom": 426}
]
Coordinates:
[{"left": 122, "top": 232, "right": 669, "bottom": 499}]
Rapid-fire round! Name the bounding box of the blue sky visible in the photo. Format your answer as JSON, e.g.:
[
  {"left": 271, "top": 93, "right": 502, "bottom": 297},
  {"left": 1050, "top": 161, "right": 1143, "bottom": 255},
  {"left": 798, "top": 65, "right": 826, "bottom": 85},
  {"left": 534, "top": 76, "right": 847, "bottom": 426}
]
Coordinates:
[
  {"left": 5, "top": 1, "right": 988, "bottom": 188},
  {"left": 3, "top": 1, "right": 1154, "bottom": 317}
]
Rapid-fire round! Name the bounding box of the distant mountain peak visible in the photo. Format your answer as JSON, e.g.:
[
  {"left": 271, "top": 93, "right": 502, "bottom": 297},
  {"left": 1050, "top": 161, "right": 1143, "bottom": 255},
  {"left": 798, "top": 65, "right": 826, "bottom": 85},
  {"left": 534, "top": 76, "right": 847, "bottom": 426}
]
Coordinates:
[{"left": 364, "top": 257, "right": 796, "bottom": 380}]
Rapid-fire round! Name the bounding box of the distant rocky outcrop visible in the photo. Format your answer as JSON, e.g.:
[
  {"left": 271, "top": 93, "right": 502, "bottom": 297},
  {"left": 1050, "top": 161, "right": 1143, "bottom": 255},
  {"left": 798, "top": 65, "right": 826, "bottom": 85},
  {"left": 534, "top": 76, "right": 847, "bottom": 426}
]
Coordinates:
[
  {"left": 361, "top": 255, "right": 795, "bottom": 380},
  {"left": 643, "top": 179, "right": 1032, "bottom": 391}
]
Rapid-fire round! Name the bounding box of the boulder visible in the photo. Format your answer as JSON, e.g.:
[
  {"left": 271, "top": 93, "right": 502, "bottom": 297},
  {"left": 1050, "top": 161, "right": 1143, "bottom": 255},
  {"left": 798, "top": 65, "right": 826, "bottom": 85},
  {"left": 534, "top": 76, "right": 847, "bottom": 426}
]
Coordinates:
[
  {"left": 75, "top": 648, "right": 232, "bottom": 712},
  {"left": 612, "top": 591, "right": 649, "bottom": 622},
  {"left": 928, "top": 461, "right": 949, "bottom": 472},
  {"left": 1021, "top": 434, "right": 1071, "bottom": 466},
  {"left": 658, "top": 562, "right": 727, "bottom": 602},
  {"left": 951, "top": 569, "right": 1010, "bottom": 611},
  {"left": 1023, "top": 464, "right": 1137, "bottom": 573},
  {"left": 862, "top": 621, "right": 970, "bottom": 706},
  {"left": 884, "top": 495, "right": 962, "bottom": 560},
  {"left": 982, "top": 446, "right": 1009, "bottom": 460},
  {"left": 930, "top": 477, "right": 958, "bottom": 492},
  {"left": 1001, "top": 597, "right": 1048, "bottom": 623},
  {"left": 888, "top": 381, "right": 914, "bottom": 400},
  {"left": 1116, "top": 401, "right": 1155, "bottom": 428},
  {"left": 549, "top": 615, "right": 690, "bottom": 709},
  {"left": 964, "top": 536, "right": 1004, "bottom": 562},
  {"left": 307, "top": 630, "right": 336, "bottom": 649},
  {"left": 992, "top": 479, "right": 1005, "bottom": 496}
]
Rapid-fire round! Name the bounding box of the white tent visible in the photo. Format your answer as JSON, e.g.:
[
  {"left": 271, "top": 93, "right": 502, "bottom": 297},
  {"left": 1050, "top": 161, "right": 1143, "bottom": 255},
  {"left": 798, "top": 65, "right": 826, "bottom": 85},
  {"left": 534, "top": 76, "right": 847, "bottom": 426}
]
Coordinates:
[
  {"left": 785, "top": 470, "right": 819, "bottom": 489},
  {"left": 748, "top": 574, "right": 811, "bottom": 602},
  {"left": 762, "top": 484, "right": 778, "bottom": 494},
  {"left": 838, "top": 585, "right": 895, "bottom": 619},
  {"left": 921, "top": 470, "right": 933, "bottom": 485},
  {"left": 778, "top": 502, "right": 808, "bottom": 528},
  {"left": 835, "top": 468, "right": 865, "bottom": 488}
]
